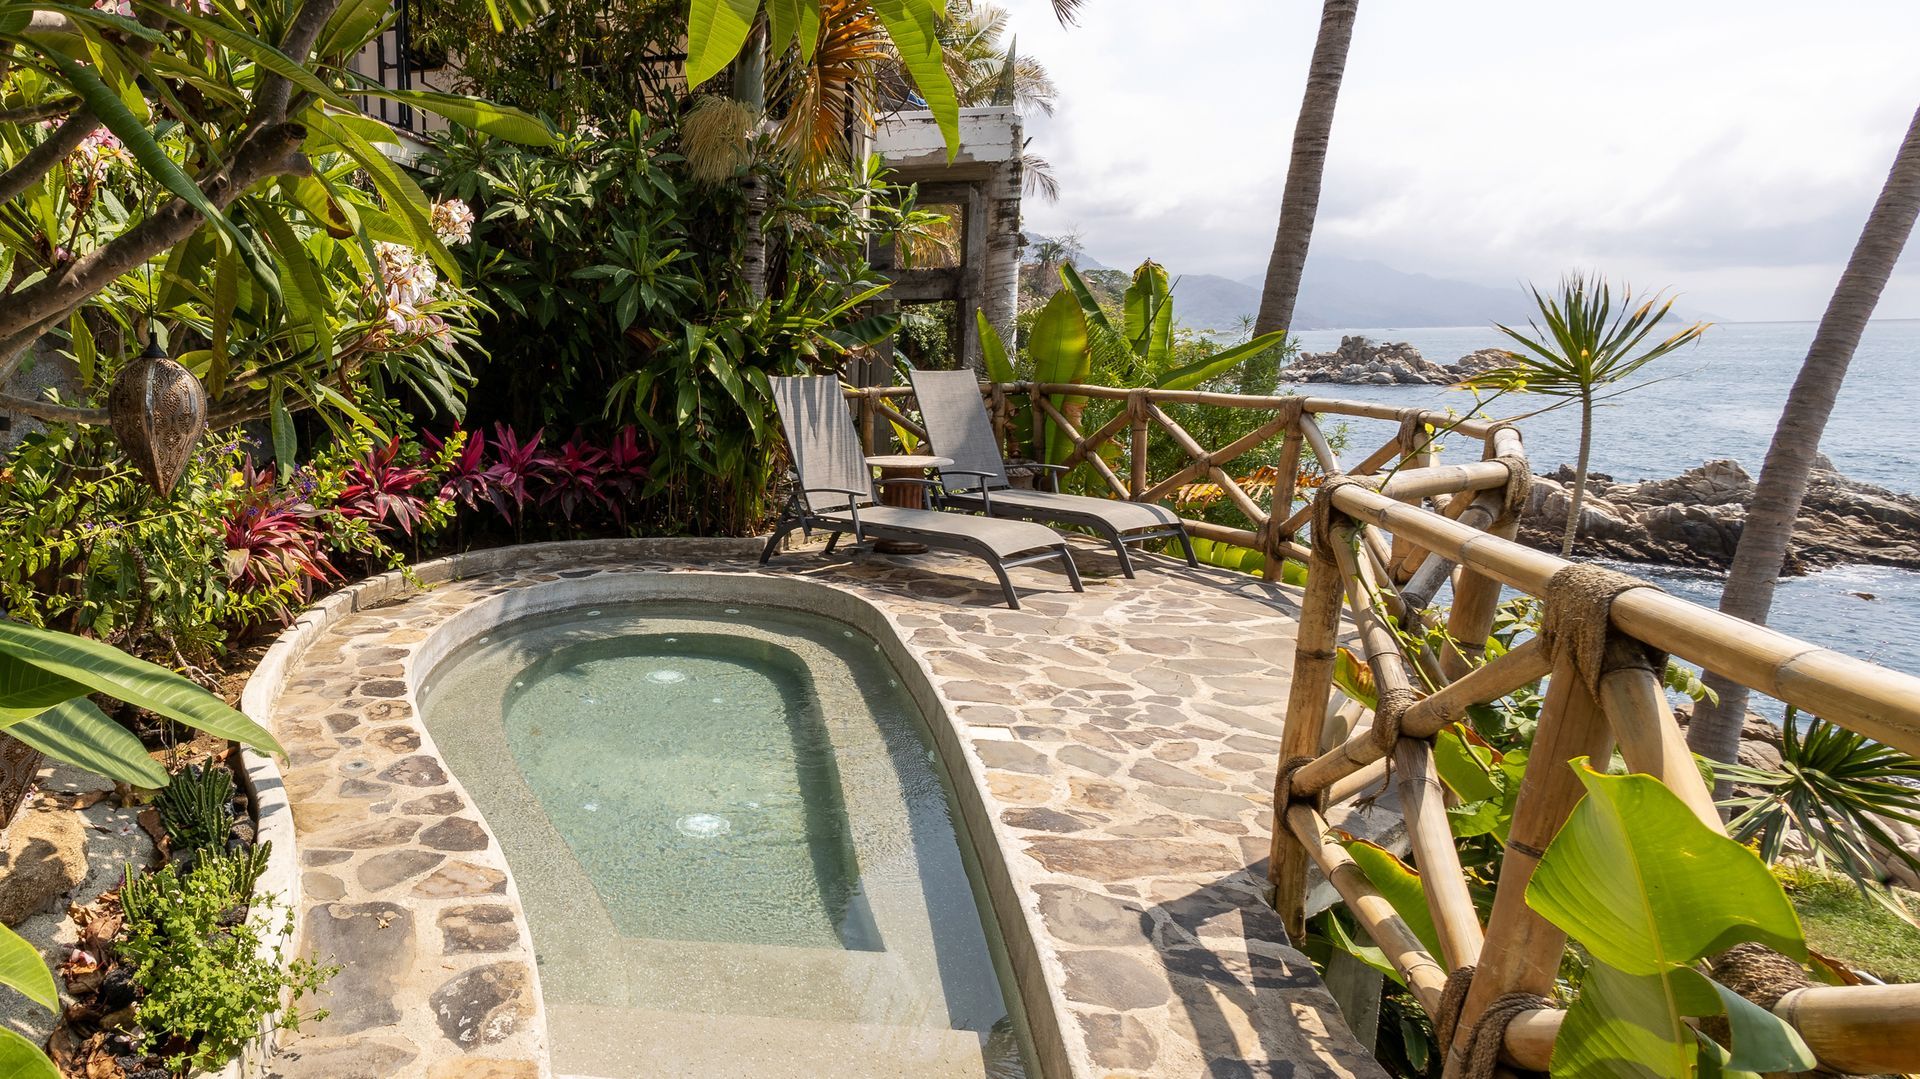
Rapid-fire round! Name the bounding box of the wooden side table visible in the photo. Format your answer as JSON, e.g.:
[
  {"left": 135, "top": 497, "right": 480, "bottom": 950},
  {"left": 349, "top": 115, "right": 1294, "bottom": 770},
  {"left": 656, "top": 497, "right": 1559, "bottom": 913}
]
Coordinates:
[{"left": 864, "top": 454, "right": 953, "bottom": 554}]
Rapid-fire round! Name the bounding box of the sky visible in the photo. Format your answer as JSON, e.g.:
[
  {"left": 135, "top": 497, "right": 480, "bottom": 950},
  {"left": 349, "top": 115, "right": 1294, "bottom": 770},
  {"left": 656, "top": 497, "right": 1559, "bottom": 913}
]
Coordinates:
[{"left": 993, "top": 0, "right": 1920, "bottom": 322}]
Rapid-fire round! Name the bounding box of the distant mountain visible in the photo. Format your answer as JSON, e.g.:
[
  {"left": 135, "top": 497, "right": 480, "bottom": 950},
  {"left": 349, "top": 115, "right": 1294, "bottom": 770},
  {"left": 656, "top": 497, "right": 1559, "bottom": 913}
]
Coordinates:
[{"left": 1164, "top": 256, "right": 1549, "bottom": 335}]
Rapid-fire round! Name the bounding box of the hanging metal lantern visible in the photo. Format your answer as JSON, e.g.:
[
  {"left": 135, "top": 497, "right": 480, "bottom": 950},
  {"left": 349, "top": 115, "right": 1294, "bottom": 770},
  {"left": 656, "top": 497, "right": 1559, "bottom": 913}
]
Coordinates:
[{"left": 108, "top": 337, "right": 207, "bottom": 496}]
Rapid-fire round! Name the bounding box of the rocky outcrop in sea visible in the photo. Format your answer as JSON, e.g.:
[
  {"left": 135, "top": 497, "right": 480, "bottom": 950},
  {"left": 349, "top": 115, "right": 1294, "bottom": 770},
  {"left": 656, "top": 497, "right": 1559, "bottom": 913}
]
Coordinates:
[
  {"left": 1517, "top": 457, "right": 1920, "bottom": 574},
  {"left": 1279, "top": 336, "right": 1510, "bottom": 385}
]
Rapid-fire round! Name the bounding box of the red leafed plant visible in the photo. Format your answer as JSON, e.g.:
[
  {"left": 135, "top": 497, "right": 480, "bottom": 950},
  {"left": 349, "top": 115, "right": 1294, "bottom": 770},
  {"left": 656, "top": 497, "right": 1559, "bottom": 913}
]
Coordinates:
[
  {"left": 223, "top": 460, "right": 337, "bottom": 613},
  {"left": 541, "top": 432, "right": 614, "bottom": 522},
  {"left": 603, "top": 426, "right": 652, "bottom": 520},
  {"left": 427, "top": 427, "right": 510, "bottom": 518},
  {"left": 484, "top": 423, "right": 554, "bottom": 523},
  {"left": 335, "top": 437, "right": 433, "bottom": 535}
]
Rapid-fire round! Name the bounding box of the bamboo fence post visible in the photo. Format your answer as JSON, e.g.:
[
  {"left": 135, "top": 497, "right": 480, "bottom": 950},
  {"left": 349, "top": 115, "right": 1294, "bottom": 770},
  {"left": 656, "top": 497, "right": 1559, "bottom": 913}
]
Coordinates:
[
  {"left": 1028, "top": 382, "right": 1046, "bottom": 462},
  {"left": 1392, "top": 737, "right": 1485, "bottom": 970},
  {"left": 1129, "top": 388, "right": 1149, "bottom": 499},
  {"left": 1595, "top": 637, "right": 1721, "bottom": 830},
  {"left": 1269, "top": 529, "right": 1349, "bottom": 944},
  {"left": 1441, "top": 510, "right": 1520, "bottom": 680},
  {"left": 857, "top": 389, "right": 879, "bottom": 455},
  {"left": 1389, "top": 419, "right": 1437, "bottom": 582},
  {"left": 988, "top": 382, "right": 1008, "bottom": 455},
  {"left": 1263, "top": 429, "right": 1306, "bottom": 576},
  {"left": 1447, "top": 648, "right": 1612, "bottom": 1073}
]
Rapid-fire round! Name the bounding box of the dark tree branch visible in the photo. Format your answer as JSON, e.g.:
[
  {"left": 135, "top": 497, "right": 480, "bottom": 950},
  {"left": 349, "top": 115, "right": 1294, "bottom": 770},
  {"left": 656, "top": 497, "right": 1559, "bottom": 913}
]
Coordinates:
[
  {"left": 0, "top": 97, "right": 81, "bottom": 124},
  {"left": 0, "top": 106, "right": 100, "bottom": 206},
  {"left": 254, "top": 0, "right": 345, "bottom": 122}
]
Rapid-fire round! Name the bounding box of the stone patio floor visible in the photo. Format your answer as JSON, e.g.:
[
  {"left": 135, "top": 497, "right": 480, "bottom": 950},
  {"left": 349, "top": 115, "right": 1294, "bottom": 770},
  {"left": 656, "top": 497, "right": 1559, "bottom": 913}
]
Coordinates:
[{"left": 258, "top": 537, "right": 1387, "bottom": 1079}]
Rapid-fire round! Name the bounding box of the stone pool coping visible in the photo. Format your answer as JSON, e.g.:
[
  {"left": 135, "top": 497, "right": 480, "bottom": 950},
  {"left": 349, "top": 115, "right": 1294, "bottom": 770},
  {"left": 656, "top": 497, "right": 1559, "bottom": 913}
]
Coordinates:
[{"left": 253, "top": 537, "right": 1388, "bottom": 1078}]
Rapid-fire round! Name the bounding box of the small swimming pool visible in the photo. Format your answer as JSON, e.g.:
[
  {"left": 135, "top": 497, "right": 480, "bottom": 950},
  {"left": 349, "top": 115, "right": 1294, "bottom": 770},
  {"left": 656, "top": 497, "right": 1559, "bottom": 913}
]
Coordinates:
[{"left": 420, "top": 601, "right": 1032, "bottom": 1078}]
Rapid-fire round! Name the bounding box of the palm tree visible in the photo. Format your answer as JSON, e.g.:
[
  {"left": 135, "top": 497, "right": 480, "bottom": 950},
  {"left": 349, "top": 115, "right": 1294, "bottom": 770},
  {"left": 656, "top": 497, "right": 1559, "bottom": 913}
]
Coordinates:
[
  {"left": 1687, "top": 104, "right": 1920, "bottom": 769},
  {"left": 1458, "top": 275, "right": 1707, "bottom": 557},
  {"left": 1252, "top": 0, "right": 1358, "bottom": 337}
]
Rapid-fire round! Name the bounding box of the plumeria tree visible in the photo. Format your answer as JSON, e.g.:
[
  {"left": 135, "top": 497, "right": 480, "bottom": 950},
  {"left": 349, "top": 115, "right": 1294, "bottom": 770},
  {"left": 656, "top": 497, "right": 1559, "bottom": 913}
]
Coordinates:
[{"left": 0, "top": 0, "right": 551, "bottom": 465}]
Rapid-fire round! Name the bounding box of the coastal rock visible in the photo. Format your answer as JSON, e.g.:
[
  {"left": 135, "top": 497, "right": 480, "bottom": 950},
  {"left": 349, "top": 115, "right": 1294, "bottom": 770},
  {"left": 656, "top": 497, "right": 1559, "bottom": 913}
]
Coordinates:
[
  {"left": 1279, "top": 337, "right": 1521, "bottom": 386},
  {"left": 1280, "top": 336, "right": 1457, "bottom": 385},
  {"left": 1517, "top": 458, "right": 1920, "bottom": 573}
]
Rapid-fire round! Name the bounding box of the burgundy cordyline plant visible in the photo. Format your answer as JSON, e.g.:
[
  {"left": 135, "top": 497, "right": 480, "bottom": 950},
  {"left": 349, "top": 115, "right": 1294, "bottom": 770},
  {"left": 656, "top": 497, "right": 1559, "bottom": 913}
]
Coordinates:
[
  {"left": 484, "top": 423, "right": 556, "bottom": 524},
  {"left": 336, "top": 437, "right": 433, "bottom": 535},
  {"left": 603, "top": 426, "right": 652, "bottom": 522},
  {"left": 223, "top": 460, "right": 337, "bottom": 618},
  {"left": 426, "top": 428, "right": 509, "bottom": 517},
  {"left": 542, "top": 433, "right": 614, "bottom": 522}
]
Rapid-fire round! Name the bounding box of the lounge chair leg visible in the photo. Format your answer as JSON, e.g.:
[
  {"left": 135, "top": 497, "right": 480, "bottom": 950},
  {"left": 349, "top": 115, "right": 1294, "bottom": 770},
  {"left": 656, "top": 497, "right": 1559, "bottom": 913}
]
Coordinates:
[
  {"left": 824, "top": 530, "right": 841, "bottom": 555},
  {"left": 1059, "top": 546, "right": 1085, "bottom": 593},
  {"left": 1176, "top": 529, "right": 1199, "bottom": 567},
  {"left": 1109, "top": 533, "right": 1137, "bottom": 579},
  {"left": 987, "top": 559, "right": 1021, "bottom": 609},
  {"left": 760, "top": 524, "right": 790, "bottom": 564}
]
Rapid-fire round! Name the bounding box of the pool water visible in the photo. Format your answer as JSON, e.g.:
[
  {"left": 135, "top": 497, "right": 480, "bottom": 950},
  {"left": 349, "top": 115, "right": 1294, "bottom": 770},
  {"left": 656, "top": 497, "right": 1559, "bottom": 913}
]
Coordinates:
[{"left": 420, "top": 602, "right": 1031, "bottom": 1078}]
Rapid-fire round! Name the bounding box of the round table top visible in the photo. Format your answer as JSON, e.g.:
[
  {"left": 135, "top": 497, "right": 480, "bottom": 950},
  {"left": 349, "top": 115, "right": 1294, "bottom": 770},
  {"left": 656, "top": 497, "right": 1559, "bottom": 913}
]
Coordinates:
[{"left": 865, "top": 454, "right": 953, "bottom": 470}]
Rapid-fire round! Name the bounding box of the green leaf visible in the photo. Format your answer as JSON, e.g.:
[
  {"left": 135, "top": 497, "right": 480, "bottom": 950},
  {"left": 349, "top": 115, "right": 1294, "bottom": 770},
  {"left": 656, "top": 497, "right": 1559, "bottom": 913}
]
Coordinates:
[
  {"left": 0, "top": 1028, "right": 58, "bottom": 1079},
  {"left": 1705, "top": 975, "right": 1815, "bottom": 1073},
  {"left": 1529, "top": 763, "right": 1805, "bottom": 976},
  {"left": 1342, "top": 839, "right": 1443, "bottom": 961},
  {"left": 270, "top": 380, "right": 297, "bottom": 476},
  {"left": 0, "top": 922, "right": 57, "bottom": 1013},
  {"left": 1122, "top": 259, "right": 1173, "bottom": 368},
  {"left": 1322, "top": 912, "right": 1402, "bottom": 985},
  {"left": 67, "top": 310, "right": 96, "bottom": 388},
  {"left": 868, "top": 0, "right": 959, "bottom": 156},
  {"left": 1156, "top": 332, "right": 1288, "bottom": 391},
  {"left": 354, "top": 86, "right": 556, "bottom": 146},
  {"left": 6, "top": 698, "right": 169, "bottom": 789},
  {"left": 1552, "top": 960, "right": 1703, "bottom": 1079},
  {"left": 1025, "top": 289, "right": 1089, "bottom": 464},
  {"left": 0, "top": 652, "right": 89, "bottom": 725},
  {"left": 253, "top": 208, "right": 334, "bottom": 367},
  {"left": 0, "top": 621, "right": 282, "bottom": 755},
  {"left": 976, "top": 309, "right": 1015, "bottom": 383},
  {"left": 1434, "top": 724, "right": 1501, "bottom": 802},
  {"left": 685, "top": 0, "right": 761, "bottom": 88}
]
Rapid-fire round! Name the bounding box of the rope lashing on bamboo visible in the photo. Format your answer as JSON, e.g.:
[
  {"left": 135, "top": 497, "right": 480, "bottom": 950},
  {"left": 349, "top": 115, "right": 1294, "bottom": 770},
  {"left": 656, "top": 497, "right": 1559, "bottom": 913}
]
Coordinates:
[
  {"left": 1309, "top": 475, "right": 1373, "bottom": 555},
  {"left": 1434, "top": 965, "right": 1555, "bottom": 1079},
  {"left": 1276, "top": 396, "right": 1305, "bottom": 430},
  {"left": 1695, "top": 944, "right": 1816, "bottom": 1052},
  {"left": 1483, "top": 422, "right": 1533, "bottom": 522},
  {"left": 1274, "top": 754, "right": 1319, "bottom": 809},
  {"left": 1396, "top": 408, "right": 1429, "bottom": 456},
  {"left": 1536, "top": 563, "right": 1667, "bottom": 694},
  {"left": 1369, "top": 686, "right": 1420, "bottom": 754}
]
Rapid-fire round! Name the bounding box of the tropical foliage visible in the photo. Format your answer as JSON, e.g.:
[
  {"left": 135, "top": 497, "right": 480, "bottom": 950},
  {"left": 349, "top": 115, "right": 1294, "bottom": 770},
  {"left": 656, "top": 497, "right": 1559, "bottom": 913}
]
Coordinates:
[{"left": 0, "top": 0, "right": 553, "bottom": 449}]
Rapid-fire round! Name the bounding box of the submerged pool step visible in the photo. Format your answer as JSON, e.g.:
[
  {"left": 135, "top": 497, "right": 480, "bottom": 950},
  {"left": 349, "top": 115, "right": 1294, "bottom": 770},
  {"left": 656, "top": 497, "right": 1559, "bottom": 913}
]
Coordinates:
[
  {"left": 550, "top": 1003, "right": 995, "bottom": 1079},
  {"left": 539, "top": 934, "right": 966, "bottom": 1029}
]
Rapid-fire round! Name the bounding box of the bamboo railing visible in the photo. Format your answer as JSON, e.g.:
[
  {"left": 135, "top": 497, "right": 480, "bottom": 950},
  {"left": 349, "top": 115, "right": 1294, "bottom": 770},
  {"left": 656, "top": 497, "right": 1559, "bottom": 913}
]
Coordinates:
[{"left": 846, "top": 380, "right": 1920, "bottom": 1076}]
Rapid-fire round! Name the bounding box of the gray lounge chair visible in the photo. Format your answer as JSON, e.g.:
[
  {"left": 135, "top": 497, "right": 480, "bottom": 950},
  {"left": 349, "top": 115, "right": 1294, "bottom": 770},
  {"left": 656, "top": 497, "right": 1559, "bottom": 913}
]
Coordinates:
[
  {"left": 762, "top": 376, "right": 1084, "bottom": 609},
  {"left": 908, "top": 368, "right": 1198, "bottom": 578}
]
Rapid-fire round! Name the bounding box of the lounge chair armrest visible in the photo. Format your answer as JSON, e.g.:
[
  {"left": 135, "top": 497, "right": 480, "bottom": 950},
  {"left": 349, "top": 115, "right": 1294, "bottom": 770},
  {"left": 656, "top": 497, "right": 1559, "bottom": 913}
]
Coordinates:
[
  {"left": 1027, "top": 463, "right": 1069, "bottom": 492},
  {"left": 803, "top": 486, "right": 871, "bottom": 507}
]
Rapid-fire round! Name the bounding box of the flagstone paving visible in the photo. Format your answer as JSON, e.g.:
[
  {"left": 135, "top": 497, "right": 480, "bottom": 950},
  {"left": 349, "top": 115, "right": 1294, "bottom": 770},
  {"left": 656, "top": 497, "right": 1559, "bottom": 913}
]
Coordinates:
[{"left": 256, "top": 537, "right": 1388, "bottom": 1079}]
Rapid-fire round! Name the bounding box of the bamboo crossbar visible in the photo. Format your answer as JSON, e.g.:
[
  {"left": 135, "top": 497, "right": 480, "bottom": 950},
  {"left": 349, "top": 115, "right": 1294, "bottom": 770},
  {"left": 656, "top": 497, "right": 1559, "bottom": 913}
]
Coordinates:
[{"left": 1501, "top": 983, "right": 1920, "bottom": 1075}]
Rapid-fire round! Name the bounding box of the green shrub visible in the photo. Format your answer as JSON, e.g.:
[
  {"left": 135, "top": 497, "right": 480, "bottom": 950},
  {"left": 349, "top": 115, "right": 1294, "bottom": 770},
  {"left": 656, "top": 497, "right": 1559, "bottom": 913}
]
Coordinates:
[
  {"left": 154, "top": 764, "right": 236, "bottom": 855},
  {"left": 119, "top": 846, "right": 335, "bottom": 1074}
]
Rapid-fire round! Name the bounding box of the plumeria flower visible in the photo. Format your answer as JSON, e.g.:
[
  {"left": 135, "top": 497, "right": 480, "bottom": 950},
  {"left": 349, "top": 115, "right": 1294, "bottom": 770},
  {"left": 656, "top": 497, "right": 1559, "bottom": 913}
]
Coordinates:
[
  {"left": 430, "top": 199, "right": 474, "bottom": 246},
  {"left": 92, "top": 0, "right": 132, "bottom": 15}
]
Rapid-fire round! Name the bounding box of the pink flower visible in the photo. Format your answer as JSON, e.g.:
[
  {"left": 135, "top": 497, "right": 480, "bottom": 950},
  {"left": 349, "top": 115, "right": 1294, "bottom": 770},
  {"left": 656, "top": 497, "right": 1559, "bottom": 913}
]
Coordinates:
[{"left": 430, "top": 199, "right": 474, "bottom": 246}]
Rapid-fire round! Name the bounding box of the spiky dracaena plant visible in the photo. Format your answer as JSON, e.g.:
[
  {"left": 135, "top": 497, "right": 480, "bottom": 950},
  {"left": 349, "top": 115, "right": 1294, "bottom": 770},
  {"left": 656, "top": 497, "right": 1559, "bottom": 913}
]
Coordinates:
[
  {"left": 1455, "top": 274, "right": 1708, "bottom": 556},
  {"left": 1719, "top": 709, "right": 1920, "bottom": 913}
]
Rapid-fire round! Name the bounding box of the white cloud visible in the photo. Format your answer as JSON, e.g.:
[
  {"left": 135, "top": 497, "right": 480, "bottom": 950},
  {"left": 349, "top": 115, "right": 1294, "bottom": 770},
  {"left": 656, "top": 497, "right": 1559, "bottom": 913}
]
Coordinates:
[{"left": 996, "top": 0, "right": 1920, "bottom": 320}]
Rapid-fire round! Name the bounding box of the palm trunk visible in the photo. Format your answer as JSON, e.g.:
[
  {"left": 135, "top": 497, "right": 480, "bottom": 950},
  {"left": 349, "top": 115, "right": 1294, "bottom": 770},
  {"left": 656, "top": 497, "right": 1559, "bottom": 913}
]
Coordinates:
[
  {"left": 732, "top": 20, "right": 768, "bottom": 301},
  {"left": 1252, "top": 0, "right": 1358, "bottom": 337},
  {"left": 1688, "top": 104, "right": 1920, "bottom": 768},
  {"left": 1562, "top": 395, "right": 1593, "bottom": 557}
]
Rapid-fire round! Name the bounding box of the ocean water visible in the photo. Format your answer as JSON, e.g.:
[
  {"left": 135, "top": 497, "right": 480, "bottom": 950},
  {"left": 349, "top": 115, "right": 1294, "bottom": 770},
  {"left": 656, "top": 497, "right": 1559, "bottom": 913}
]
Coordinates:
[{"left": 1290, "top": 321, "right": 1920, "bottom": 683}]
